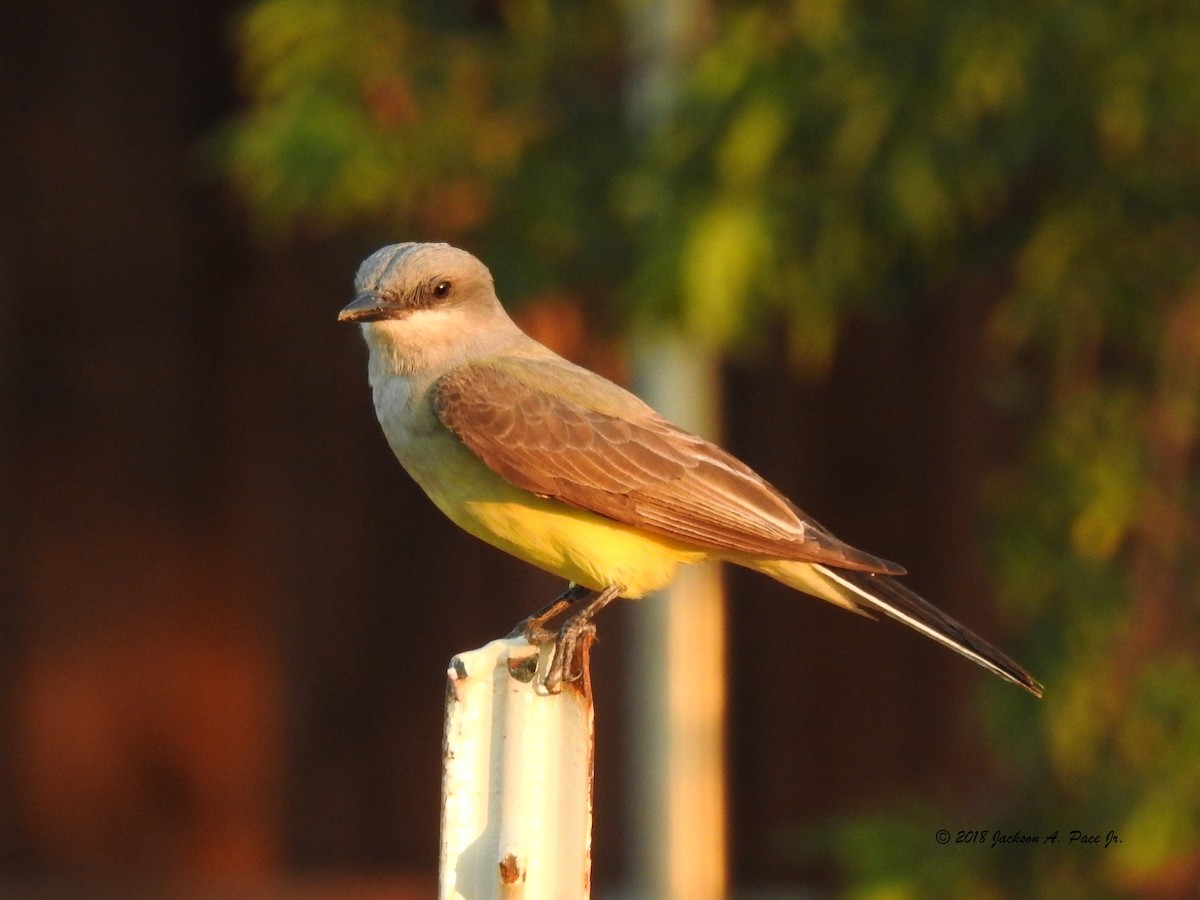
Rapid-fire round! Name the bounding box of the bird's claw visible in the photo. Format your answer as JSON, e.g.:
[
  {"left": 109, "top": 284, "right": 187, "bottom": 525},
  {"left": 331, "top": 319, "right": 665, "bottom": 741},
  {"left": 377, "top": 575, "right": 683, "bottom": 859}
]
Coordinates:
[
  {"left": 542, "top": 620, "right": 597, "bottom": 694},
  {"left": 506, "top": 617, "right": 555, "bottom": 646}
]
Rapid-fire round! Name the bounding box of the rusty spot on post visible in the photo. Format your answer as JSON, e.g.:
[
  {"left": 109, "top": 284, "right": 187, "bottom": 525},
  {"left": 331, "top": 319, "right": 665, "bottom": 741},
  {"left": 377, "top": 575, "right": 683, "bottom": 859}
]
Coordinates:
[{"left": 499, "top": 852, "right": 524, "bottom": 884}]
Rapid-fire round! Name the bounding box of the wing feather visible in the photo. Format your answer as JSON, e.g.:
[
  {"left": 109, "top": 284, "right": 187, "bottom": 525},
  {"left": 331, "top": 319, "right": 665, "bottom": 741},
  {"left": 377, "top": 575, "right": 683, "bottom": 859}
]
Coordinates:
[{"left": 433, "top": 359, "right": 904, "bottom": 574}]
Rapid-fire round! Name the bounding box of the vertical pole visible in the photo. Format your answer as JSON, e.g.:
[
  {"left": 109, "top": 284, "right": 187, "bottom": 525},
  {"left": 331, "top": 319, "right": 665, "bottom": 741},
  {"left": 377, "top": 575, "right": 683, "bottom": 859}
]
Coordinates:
[
  {"left": 440, "top": 638, "right": 594, "bottom": 899},
  {"left": 629, "top": 332, "right": 728, "bottom": 900},
  {"left": 624, "top": 1, "right": 727, "bottom": 896}
]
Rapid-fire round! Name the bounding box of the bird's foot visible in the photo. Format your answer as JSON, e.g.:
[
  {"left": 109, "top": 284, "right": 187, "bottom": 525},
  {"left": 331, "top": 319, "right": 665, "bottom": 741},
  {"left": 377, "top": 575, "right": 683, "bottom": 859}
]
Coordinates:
[
  {"left": 543, "top": 620, "right": 597, "bottom": 694},
  {"left": 506, "top": 583, "right": 593, "bottom": 645},
  {"left": 539, "top": 584, "right": 623, "bottom": 695},
  {"left": 509, "top": 619, "right": 555, "bottom": 647}
]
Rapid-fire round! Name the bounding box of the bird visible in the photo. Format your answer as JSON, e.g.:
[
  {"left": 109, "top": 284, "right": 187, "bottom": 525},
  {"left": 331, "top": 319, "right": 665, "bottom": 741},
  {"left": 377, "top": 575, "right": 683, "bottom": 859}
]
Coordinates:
[{"left": 339, "top": 241, "right": 1043, "bottom": 697}]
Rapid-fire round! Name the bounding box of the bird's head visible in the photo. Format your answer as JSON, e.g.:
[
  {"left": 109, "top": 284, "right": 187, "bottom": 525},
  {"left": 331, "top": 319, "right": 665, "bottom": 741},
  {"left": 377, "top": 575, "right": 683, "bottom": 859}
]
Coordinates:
[{"left": 340, "top": 242, "right": 518, "bottom": 373}]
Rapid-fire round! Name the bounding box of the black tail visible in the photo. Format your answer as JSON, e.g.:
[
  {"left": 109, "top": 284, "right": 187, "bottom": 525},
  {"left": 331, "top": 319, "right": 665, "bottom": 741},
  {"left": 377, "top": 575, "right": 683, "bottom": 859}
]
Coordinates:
[{"left": 815, "top": 565, "right": 1044, "bottom": 698}]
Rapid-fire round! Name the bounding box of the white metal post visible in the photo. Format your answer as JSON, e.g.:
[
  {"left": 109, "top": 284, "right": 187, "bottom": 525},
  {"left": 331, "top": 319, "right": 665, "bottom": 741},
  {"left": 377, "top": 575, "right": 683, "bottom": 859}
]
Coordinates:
[{"left": 439, "top": 637, "right": 594, "bottom": 900}]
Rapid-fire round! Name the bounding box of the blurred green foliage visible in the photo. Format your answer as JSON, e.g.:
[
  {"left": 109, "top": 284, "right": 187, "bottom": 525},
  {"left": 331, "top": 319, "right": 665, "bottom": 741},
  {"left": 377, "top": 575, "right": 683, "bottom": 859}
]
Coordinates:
[
  {"left": 215, "top": 0, "right": 1200, "bottom": 894},
  {"left": 217, "top": 0, "right": 635, "bottom": 320}
]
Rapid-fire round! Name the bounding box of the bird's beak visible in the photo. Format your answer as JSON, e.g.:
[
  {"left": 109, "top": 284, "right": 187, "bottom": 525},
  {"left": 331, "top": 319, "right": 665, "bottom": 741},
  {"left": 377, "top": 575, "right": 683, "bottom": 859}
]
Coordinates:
[{"left": 338, "top": 291, "right": 394, "bottom": 323}]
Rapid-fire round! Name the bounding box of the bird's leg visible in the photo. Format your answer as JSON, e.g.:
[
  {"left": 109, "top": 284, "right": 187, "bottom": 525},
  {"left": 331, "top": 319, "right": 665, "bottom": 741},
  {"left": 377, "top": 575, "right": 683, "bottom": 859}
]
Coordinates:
[
  {"left": 543, "top": 584, "right": 624, "bottom": 694},
  {"left": 507, "top": 583, "right": 595, "bottom": 645}
]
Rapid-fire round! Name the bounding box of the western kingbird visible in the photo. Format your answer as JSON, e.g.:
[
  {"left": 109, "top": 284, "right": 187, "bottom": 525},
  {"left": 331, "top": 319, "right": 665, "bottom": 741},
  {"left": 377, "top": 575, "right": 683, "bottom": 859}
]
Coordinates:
[{"left": 340, "top": 242, "right": 1042, "bottom": 697}]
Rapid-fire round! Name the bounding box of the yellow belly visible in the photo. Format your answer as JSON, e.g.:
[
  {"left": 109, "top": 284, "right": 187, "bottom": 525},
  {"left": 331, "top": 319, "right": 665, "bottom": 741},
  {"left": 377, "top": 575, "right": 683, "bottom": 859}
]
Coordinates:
[
  {"left": 405, "top": 440, "right": 706, "bottom": 598},
  {"left": 455, "top": 495, "right": 707, "bottom": 598}
]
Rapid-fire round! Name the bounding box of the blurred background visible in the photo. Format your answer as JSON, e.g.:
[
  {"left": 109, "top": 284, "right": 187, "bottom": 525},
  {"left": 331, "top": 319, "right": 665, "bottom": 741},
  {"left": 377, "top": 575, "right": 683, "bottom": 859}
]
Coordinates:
[{"left": 2, "top": 0, "right": 1199, "bottom": 897}]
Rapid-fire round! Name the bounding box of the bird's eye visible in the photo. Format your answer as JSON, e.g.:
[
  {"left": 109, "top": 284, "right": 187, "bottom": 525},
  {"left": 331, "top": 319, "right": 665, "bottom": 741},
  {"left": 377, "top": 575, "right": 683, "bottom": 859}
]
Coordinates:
[{"left": 433, "top": 280, "right": 452, "bottom": 299}]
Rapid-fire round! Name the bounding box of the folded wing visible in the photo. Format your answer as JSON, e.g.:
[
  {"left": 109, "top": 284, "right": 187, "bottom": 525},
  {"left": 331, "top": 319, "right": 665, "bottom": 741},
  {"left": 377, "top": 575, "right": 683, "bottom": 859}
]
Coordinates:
[{"left": 433, "top": 359, "right": 904, "bottom": 574}]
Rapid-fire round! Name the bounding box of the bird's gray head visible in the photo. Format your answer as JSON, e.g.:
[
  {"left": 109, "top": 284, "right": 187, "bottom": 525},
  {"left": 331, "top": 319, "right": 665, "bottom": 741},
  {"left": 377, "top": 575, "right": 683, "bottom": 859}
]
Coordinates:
[
  {"left": 339, "top": 242, "right": 521, "bottom": 374},
  {"left": 339, "top": 242, "right": 500, "bottom": 323}
]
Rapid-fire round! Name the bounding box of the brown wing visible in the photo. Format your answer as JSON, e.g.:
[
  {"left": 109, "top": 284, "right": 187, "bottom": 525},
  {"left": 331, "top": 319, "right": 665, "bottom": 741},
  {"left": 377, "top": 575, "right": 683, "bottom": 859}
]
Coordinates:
[{"left": 432, "top": 360, "right": 904, "bottom": 574}]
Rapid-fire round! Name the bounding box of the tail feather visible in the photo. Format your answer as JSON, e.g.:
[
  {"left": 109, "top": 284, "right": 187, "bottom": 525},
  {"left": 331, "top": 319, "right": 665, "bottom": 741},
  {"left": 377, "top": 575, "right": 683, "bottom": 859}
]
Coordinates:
[{"left": 813, "top": 564, "right": 1043, "bottom": 698}]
